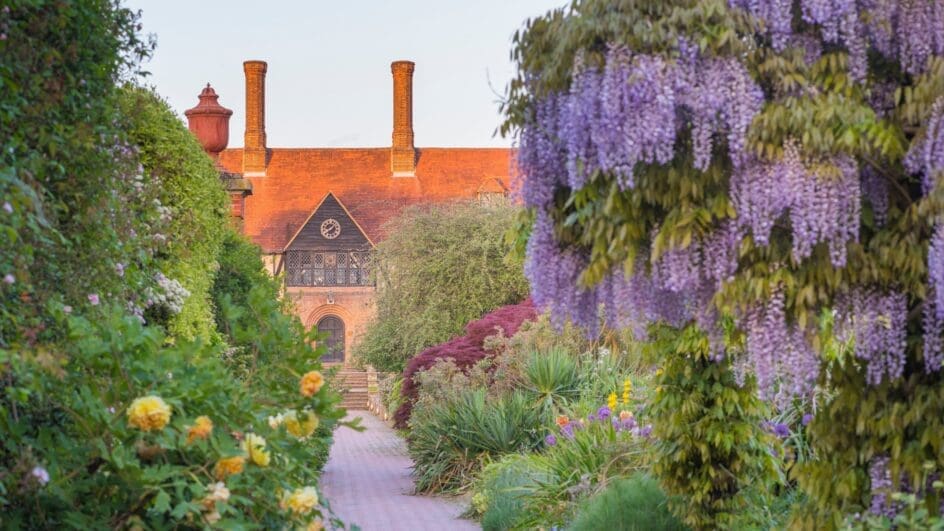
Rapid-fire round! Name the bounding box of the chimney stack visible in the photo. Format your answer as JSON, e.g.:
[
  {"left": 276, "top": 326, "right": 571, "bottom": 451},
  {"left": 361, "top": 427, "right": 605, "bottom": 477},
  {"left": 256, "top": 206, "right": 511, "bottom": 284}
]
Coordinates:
[
  {"left": 391, "top": 60, "right": 416, "bottom": 176},
  {"left": 243, "top": 60, "right": 268, "bottom": 175}
]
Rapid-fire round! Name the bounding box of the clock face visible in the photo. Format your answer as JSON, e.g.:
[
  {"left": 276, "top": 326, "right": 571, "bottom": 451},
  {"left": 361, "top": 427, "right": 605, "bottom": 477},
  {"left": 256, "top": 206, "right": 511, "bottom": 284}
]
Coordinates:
[{"left": 320, "top": 218, "right": 341, "bottom": 239}]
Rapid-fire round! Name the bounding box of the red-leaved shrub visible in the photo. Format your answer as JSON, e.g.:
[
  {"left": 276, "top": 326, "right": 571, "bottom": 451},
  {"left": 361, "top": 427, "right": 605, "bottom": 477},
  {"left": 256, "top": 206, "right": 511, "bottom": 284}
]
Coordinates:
[{"left": 393, "top": 299, "right": 536, "bottom": 428}]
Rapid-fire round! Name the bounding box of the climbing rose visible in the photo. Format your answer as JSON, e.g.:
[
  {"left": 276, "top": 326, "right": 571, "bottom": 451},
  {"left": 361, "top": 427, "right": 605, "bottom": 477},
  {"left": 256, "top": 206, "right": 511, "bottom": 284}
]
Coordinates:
[
  {"left": 186, "top": 415, "right": 213, "bottom": 444},
  {"left": 299, "top": 370, "right": 324, "bottom": 397},
  {"left": 281, "top": 486, "right": 319, "bottom": 515},
  {"left": 213, "top": 456, "right": 246, "bottom": 480},
  {"left": 126, "top": 395, "right": 172, "bottom": 432},
  {"left": 241, "top": 433, "right": 271, "bottom": 467},
  {"left": 283, "top": 409, "right": 319, "bottom": 439}
]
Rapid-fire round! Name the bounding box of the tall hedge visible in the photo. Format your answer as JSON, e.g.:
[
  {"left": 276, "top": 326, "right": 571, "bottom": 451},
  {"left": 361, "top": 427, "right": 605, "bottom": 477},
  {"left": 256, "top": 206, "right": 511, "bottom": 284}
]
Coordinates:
[{"left": 119, "top": 87, "right": 228, "bottom": 340}]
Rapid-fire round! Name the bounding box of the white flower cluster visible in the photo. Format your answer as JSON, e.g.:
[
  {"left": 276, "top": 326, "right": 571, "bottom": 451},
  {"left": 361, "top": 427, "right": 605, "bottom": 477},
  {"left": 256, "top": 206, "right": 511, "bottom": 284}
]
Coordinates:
[{"left": 144, "top": 272, "right": 190, "bottom": 315}]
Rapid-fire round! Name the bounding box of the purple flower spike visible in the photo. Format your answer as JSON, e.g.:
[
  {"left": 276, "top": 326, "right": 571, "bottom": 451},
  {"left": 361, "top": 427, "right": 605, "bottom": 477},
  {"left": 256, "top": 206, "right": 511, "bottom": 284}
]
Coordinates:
[
  {"left": 587, "top": 413, "right": 597, "bottom": 423},
  {"left": 802, "top": 413, "right": 813, "bottom": 426},
  {"left": 561, "top": 423, "right": 575, "bottom": 439},
  {"left": 597, "top": 406, "right": 611, "bottom": 420},
  {"left": 639, "top": 424, "right": 653, "bottom": 438},
  {"left": 772, "top": 422, "right": 790, "bottom": 439},
  {"left": 545, "top": 434, "right": 557, "bottom": 446}
]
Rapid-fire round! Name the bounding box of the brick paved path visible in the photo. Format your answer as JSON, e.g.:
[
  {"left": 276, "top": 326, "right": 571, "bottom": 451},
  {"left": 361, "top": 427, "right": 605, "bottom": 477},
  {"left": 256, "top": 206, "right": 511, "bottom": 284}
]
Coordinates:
[{"left": 320, "top": 410, "right": 478, "bottom": 531}]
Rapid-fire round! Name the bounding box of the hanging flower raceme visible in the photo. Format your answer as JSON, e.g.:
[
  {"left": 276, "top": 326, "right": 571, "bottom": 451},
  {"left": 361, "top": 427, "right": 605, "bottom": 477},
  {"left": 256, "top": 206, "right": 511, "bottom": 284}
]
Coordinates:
[{"left": 835, "top": 288, "right": 909, "bottom": 385}]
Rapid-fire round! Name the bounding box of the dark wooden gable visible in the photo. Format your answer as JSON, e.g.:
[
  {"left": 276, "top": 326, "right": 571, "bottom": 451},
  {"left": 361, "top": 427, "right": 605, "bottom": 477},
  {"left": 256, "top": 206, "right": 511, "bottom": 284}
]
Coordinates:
[{"left": 285, "top": 193, "right": 372, "bottom": 251}]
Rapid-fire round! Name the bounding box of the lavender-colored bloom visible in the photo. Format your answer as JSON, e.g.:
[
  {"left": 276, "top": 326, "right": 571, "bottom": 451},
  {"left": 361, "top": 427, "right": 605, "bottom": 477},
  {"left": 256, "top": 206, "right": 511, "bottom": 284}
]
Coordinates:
[
  {"left": 88, "top": 293, "right": 100, "bottom": 306},
  {"left": 835, "top": 288, "right": 908, "bottom": 385},
  {"left": 802, "top": 413, "right": 814, "bottom": 426},
  {"left": 596, "top": 406, "right": 611, "bottom": 420},
  {"left": 545, "top": 434, "right": 557, "bottom": 446},
  {"left": 2, "top": 273, "right": 13, "bottom": 285},
  {"left": 905, "top": 98, "right": 944, "bottom": 195},
  {"left": 31, "top": 466, "right": 49, "bottom": 485},
  {"left": 620, "top": 417, "right": 637, "bottom": 432},
  {"left": 2, "top": 201, "right": 12, "bottom": 213},
  {"left": 115, "top": 262, "right": 125, "bottom": 277},
  {"left": 869, "top": 455, "right": 896, "bottom": 518},
  {"left": 561, "top": 423, "right": 575, "bottom": 439},
  {"left": 638, "top": 424, "right": 653, "bottom": 438},
  {"left": 587, "top": 413, "right": 598, "bottom": 423},
  {"left": 771, "top": 422, "right": 791, "bottom": 438}
]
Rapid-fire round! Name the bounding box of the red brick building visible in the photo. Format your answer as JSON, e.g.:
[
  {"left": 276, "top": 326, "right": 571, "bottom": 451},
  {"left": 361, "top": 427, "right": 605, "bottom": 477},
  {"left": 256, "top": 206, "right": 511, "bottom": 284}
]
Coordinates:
[{"left": 186, "top": 60, "right": 513, "bottom": 364}]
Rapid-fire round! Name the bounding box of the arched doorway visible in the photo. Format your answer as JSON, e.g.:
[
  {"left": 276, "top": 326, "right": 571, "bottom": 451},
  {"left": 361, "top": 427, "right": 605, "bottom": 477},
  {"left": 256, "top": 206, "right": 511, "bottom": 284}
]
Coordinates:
[{"left": 317, "top": 315, "right": 345, "bottom": 363}]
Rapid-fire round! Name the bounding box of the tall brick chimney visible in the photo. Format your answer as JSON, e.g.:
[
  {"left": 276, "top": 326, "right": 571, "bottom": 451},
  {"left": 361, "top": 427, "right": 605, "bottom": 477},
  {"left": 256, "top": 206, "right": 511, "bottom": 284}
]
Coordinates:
[
  {"left": 391, "top": 60, "right": 416, "bottom": 176},
  {"left": 243, "top": 60, "right": 268, "bottom": 176}
]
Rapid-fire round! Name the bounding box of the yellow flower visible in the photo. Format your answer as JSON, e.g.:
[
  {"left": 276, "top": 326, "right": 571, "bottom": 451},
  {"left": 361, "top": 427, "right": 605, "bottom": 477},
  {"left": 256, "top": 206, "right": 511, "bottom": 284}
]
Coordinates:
[
  {"left": 607, "top": 392, "right": 618, "bottom": 411},
  {"left": 302, "top": 520, "right": 324, "bottom": 531},
  {"left": 555, "top": 415, "right": 570, "bottom": 428},
  {"left": 284, "top": 409, "right": 320, "bottom": 439},
  {"left": 186, "top": 416, "right": 213, "bottom": 444},
  {"left": 299, "top": 371, "right": 325, "bottom": 397},
  {"left": 126, "top": 395, "right": 172, "bottom": 432},
  {"left": 655, "top": 367, "right": 664, "bottom": 377},
  {"left": 241, "top": 433, "right": 271, "bottom": 467},
  {"left": 622, "top": 378, "right": 632, "bottom": 404},
  {"left": 619, "top": 410, "right": 633, "bottom": 421},
  {"left": 213, "top": 456, "right": 246, "bottom": 480},
  {"left": 656, "top": 386, "right": 664, "bottom": 394},
  {"left": 281, "top": 486, "right": 319, "bottom": 515},
  {"left": 268, "top": 413, "right": 285, "bottom": 429}
]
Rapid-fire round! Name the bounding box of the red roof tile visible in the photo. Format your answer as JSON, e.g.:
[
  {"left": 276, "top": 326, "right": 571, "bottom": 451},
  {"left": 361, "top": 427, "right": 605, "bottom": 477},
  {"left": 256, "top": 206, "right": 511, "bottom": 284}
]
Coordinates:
[{"left": 218, "top": 147, "right": 514, "bottom": 252}]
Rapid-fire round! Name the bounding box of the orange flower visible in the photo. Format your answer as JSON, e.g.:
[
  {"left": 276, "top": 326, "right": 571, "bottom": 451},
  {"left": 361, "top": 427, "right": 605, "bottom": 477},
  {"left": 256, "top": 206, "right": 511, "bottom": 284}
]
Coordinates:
[
  {"left": 555, "top": 415, "right": 570, "bottom": 427},
  {"left": 213, "top": 456, "right": 246, "bottom": 480},
  {"left": 186, "top": 416, "right": 213, "bottom": 444},
  {"left": 619, "top": 410, "right": 633, "bottom": 421},
  {"left": 299, "top": 371, "right": 325, "bottom": 397}
]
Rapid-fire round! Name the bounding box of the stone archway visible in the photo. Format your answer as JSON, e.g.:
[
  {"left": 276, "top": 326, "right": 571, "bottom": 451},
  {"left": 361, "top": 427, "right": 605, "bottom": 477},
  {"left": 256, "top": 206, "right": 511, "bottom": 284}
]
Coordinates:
[
  {"left": 307, "top": 304, "right": 354, "bottom": 363},
  {"left": 316, "top": 315, "right": 345, "bottom": 363}
]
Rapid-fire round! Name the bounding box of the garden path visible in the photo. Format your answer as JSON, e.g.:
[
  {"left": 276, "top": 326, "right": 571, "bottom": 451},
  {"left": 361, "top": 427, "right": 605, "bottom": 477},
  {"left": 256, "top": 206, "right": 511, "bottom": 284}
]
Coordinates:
[{"left": 320, "top": 410, "right": 478, "bottom": 531}]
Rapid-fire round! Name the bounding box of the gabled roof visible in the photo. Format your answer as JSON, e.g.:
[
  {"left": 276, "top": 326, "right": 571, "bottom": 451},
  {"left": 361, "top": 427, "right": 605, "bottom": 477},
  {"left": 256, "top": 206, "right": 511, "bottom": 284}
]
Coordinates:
[
  {"left": 218, "top": 147, "right": 515, "bottom": 252},
  {"left": 284, "top": 192, "right": 373, "bottom": 251}
]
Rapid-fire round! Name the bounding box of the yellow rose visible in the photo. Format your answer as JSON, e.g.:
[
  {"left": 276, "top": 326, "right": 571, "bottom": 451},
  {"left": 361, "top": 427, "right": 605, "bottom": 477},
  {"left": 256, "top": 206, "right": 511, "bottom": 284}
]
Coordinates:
[
  {"left": 283, "top": 409, "right": 320, "bottom": 439},
  {"left": 126, "top": 395, "right": 172, "bottom": 432},
  {"left": 302, "top": 520, "right": 324, "bottom": 531},
  {"left": 213, "top": 456, "right": 246, "bottom": 480},
  {"left": 186, "top": 415, "right": 213, "bottom": 444},
  {"left": 241, "top": 433, "right": 271, "bottom": 467},
  {"left": 299, "top": 371, "right": 325, "bottom": 397},
  {"left": 201, "top": 481, "right": 230, "bottom": 510},
  {"left": 281, "top": 486, "right": 319, "bottom": 515}
]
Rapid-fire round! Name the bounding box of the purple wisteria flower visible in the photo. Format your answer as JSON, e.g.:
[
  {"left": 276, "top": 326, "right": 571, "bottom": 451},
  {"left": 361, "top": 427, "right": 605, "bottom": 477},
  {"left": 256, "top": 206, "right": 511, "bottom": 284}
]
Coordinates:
[{"left": 545, "top": 434, "right": 557, "bottom": 447}]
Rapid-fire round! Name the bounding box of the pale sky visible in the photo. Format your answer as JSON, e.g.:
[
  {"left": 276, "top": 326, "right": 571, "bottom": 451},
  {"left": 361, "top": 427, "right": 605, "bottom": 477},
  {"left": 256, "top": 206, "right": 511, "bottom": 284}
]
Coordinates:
[{"left": 126, "top": 1, "right": 566, "bottom": 148}]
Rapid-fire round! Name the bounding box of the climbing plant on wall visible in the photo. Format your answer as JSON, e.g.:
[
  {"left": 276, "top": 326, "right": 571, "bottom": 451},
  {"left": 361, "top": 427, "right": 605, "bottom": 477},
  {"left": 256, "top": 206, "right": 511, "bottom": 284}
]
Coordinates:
[{"left": 503, "top": 0, "right": 944, "bottom": 526}]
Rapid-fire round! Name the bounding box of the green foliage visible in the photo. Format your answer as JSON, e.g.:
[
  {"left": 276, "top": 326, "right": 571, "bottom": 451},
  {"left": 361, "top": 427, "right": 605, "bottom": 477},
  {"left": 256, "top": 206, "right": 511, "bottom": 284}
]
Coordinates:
[
  {"left": 407, "top": 389, "right": 544, "bottom": 494},
  {"left": 119, "top": 86, "right": 228, "bottom": 340},
  {"left": 0, "top": 0, "right": 156, "bottom": 344},
  {"left": 522, "top": 348, "right": 581, "bottom": 414},
  {"left": 211, "top": 230, "right": 286, "bottom": 348},
  {"left": 648, "top": 325, "right": 777, "bottom": 530},
  {"left": 356, "top": 201, "right": 529, "bottom": 372},
  {"left": 0, "top": 304, "right": 342, "bottom": 528},
  {"left": 568, "top": 474, "right": 688, "bottom": 531},
  {"left": 474, "top": 454, "right": 553, "bottom": 531}
]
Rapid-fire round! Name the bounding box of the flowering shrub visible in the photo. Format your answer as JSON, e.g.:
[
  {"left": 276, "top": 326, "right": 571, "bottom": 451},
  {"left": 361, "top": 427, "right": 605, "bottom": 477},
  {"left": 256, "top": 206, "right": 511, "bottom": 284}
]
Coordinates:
[
  {"left": 394, "top": 299, "right": 536, "bottom": 427},
  {"left": 0, "top": 304, "right": 344, "bottom": 528},
  {"left": 504, "top": 0, "right": 944, "bottom": 523}
]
